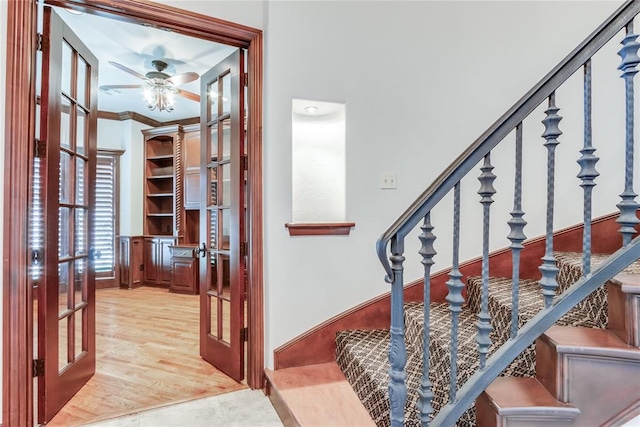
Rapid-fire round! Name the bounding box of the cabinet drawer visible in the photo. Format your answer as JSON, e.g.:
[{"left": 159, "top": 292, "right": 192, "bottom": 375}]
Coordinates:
[
  {"left": 169, "top": 246, "right": 196, "bottom": 258},
  {"left": 173, "top": 249, "right": 194, "bottom": 258}
]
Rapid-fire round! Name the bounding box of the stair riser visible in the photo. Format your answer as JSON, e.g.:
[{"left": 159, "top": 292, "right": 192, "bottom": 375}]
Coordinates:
[
  {"left": 536, "top": 334, "right": 640, "bottom": 426},
  {"left": 476, "top": 377, "right": 580, "bottom": 427},
  {"left": 476, "top": 405, "right": 577, "bottom": 427},
  {"left": 555, "top": 253, "right": 611, "bottom": 328},
  {"left": 476, "top": 415, "right": 577, "bottom": 427},
  {"left": 608, "top": 281, "right": 640, "bottom": 347}
]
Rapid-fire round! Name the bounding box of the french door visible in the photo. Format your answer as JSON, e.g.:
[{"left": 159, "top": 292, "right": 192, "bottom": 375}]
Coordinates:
[
  {"left": 199, "top": 49, "right": 247, "bottom": 381},
  {"left": 36, "top": 7, "right": 99, "bottom": 423}
]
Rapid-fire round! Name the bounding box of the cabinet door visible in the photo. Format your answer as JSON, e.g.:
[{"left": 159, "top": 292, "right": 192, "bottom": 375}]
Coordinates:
[
  {"left": 184, "top": 174, "right": 200, "bottom": 210},
  {"left": 160, "top": 238, "right": 173, "bottom": 285},
  {"left": 143, "top": 238, "right": 159, "bottom": 284},
  {"left": 184, "top": 130, "right": 201, "bottom": 172},
  {"left": 172, "top": 258, "right": 197, "bottom": 293},
  {"left": 184, "top": 130, "right": 201, "bottom": 210}
]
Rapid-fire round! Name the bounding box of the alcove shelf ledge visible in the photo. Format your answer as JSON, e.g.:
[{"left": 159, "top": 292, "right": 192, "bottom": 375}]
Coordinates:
[{"left": 285, "top": 222, "right": 356, "bottom": 236}]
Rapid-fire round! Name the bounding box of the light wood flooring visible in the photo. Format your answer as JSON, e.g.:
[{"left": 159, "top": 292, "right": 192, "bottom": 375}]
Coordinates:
[{"left": 47, "top": 287, "right": 247, "bottom": 426}]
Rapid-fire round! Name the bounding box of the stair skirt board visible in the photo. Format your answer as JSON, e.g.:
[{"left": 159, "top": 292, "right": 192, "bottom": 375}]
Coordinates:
[{"left": 336, "top": 252, "right": 640, "bottom": 426}]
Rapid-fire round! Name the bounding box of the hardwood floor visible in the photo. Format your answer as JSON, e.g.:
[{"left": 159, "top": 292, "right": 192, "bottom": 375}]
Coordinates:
[{"left": 47, "top": 287, "right": 247, "bottom": 426}]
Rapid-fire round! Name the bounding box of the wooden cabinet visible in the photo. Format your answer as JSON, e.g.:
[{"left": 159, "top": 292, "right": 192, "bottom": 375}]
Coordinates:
[
  {"left": 139, "top": 125, "right": 202, "bottom": 288},
  {"left": 169, "top": 245, "right": 199, "bottom": 294},
  {"left": 118, "top": 236, "right": 143, "bottom": 289},
  {"left": 144, "top": 128, "right": 178, "bottom": 236},
  {"left": 143, "top": 237, "right": 175, "bottom": 287},
  {"left": 182, "top": 125, "right": 201, "bottom": 245},
  {"left": 183, "top": 125, "right": 201, "bottom": 210},
  {"left": 142, "top": 124, "right": 200, "bottom": 245}
]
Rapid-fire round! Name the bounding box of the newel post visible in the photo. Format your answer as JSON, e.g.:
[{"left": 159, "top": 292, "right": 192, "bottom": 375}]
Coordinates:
[{"left": 388, "top": 236, "right": 407, "bottom": 426}]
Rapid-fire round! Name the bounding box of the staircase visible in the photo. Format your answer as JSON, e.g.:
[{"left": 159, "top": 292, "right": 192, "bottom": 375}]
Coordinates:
[
  {"left": 369, "top": 0, "right": 640, "bottom": 425},
  {"left": 336, "top": 252, "right": 640, "bottom": 426},
  {"left": 266, "top": 2, "right": 640, "bottom": 426}
]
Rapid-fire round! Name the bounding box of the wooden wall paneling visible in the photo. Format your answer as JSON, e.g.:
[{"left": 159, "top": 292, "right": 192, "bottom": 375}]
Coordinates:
[
  {"left": 143, "top": 237, "right": 159, "bottom": 285},
  {"left": 274, "top": 213, "right": 623, "bottom": 370},
  {"left": 131, "top": 237, "right": 143, "bottom": 286},
  {"left": 118, "top": 237, "right": 131, "bottom": 288},
  {"left": 118, "top": 236, "right": 143, "bottom": 289}
]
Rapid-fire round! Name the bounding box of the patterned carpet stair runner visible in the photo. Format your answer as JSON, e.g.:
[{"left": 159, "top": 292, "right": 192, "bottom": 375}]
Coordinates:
[{"left": 336, "top": 252, "right": 632, "bottom": 426}]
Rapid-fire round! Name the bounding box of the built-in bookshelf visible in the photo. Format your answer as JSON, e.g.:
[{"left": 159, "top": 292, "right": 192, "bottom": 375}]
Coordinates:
[{"left": 143, "top": 127, "right": 178, "bottom": 236}]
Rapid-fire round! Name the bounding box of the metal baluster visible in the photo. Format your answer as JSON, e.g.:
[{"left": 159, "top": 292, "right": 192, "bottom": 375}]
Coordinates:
[
  {"left": 617, "top": 21, "right": 640, "bottom": 246},
  {"left": 418, "top": 213, "right": 436, "bottom": 426},
  {"left": 508, "top": 123, "right": 527, "bottom": 339},
  {"left": 445, "top": 182, "right": 464, "bottom": 402},
  {"left": 389, "top": 237, "right": 407, "bottom": 427},
  {"left": 578, "top": 60, "right": 599, "bottom": 275},
  {"left": 476, "top": 154, "right": 495, "bottom": 369},
  {"left": 539, "top": 93, "right": 562, "bottom": 308}
]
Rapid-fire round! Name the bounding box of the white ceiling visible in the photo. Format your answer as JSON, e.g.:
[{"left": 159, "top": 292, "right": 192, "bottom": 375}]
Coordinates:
[{"left": 53, "top": 6, "right": 237, "bottom": 122}]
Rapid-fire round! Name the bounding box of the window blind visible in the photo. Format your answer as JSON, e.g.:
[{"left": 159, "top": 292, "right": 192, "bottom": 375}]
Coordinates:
[
  {"left": 95, "top": 153, "right": 118, "bottom": 276},
  {"left": 29, "top": 152, "right": 120, "bottom": 280}
]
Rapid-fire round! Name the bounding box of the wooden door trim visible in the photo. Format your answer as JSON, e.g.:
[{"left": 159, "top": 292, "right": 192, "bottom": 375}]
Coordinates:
[
  {"left": 246, "top": 33, "right": 264, "bottom": 389},
  {"left": 3, "top": 1, "right": 38, "bottom": 424},
  {"left": 3, "top": 1, "right": 264, "bottom": 425}
]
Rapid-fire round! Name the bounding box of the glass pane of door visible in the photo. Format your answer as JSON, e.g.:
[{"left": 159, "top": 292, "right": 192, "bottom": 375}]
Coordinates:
[
  {"left": 199, "top": 49, "right": 245, "bottom": 381},
  {"left": 38, "top": 8, "right": 98, "bottom": 423}
]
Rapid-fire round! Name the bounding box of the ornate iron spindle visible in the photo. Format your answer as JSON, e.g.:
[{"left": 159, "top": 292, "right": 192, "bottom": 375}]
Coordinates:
[
  {"left": 539, "top": 93, "right": 562, "bottom": 308},
  {"left": 418, "top": 213, "right": 436, "bottom": 426},
  {"left": 476, "top": 154, "right": 495, "bottom": 369},
  {"left": 445, "top": 182, "right": 464, "bottom": 402},
  {"left": 578, "top": 60, "right": 599, "bottom": 275},
  {"left": 508, "top": 123, "right": 527, "bottom": 339},
  {"left": 388, "top": 237, "right": 407, "bottom": 427},
  {"left": 617, "top": 22, "right": 640, "bottom": 246}
]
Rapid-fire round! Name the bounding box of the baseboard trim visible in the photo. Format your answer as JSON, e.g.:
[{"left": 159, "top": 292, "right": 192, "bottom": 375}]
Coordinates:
[{"left": 273, "top": 213, "right": 623, "bottom": 370}]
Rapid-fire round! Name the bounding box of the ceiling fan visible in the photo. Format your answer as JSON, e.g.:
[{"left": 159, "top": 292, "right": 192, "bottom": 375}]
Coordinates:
[{"left": 100, "top": 59, "right": 200, "bottom": 112}]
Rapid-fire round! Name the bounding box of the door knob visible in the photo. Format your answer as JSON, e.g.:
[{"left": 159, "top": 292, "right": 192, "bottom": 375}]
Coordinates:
[{"left": 195, "top": 242, "right": 207, "bottom": 258}]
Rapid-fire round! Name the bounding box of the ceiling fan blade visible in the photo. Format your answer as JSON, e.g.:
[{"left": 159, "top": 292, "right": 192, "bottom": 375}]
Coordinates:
[
  {"left": 177, "top": 89, "right": 200, "bottom": 103},
  {"left": 108, "top": 61, "right": 149, "bottom": 81},
  {"left": 166, "top": 72, "right": 199, "bottom": 86},
  {"left": 99, "top": 84, "right": 145, "bottom": 90}
]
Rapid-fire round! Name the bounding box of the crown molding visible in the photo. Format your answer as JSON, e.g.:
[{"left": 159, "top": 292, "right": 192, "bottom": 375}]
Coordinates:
[{"left": 97, "top": 110, "right": 199, "bottom": 128}]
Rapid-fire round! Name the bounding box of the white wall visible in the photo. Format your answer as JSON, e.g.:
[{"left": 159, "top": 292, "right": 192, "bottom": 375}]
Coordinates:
[
  {"left": 0, "top": 0, "right": 7, "bottom": 417},
  {"left": 97, "top": 118, "right": 150, "bottom": 236},
  {"left": 1, "top": 2, "right": 632, "bottom": 412},
  {"left": 262, "top": 1, "right": 625, "bottom": 368},
  {"left": 154, "top": 0, "right": 264, "bottom": 30}
]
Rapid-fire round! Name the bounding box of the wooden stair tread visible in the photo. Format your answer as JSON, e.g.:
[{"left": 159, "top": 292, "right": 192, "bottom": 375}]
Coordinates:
[
  {"left": 265, "top": 362, "right": 375, "bottom": 427},
  {"left": 543, "top": 325, "right": 640, "bottom": 353},
  {"left": 611, "top": 272, "right": 640, "bottom": 293},
  {"left": 481, "top": 377, "right": 579, "bottom": 413}
]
